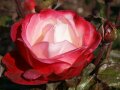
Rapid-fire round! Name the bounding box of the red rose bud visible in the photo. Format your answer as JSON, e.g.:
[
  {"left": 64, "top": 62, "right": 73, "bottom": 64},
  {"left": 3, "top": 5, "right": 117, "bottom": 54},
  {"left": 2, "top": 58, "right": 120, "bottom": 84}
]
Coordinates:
[
  {"left": 103, "top": 21, "right": 117, "bottom": 43},
  {"left": 23, "top": 0, "right": 36, "bottom": 11}
]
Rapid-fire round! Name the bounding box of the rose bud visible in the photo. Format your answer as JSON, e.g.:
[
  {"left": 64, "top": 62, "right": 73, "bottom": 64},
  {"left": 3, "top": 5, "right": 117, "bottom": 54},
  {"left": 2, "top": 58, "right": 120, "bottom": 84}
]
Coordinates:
[
  {"left": 103, "top": 21, "right": 117, "bottom": 43},
  {"left": 2, "top": 9, "right": 101, "bottom": 85},
  {"left": 23, "top": 0, "right": 36, "bottom": 14}
]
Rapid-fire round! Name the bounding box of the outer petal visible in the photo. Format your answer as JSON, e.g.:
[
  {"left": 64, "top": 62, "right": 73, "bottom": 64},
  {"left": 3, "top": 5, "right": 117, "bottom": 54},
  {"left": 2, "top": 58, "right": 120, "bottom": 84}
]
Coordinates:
[
  {"left": 62, "top": 51, "right": 94, "bottom": 79},
  {"left": 11, "top": 20, "right": 22, "bottom": 42},
  {"left": 2, "top": 49, "right": 93, "bottom": 85},
  {"left": 14, "top": 40, "right": 73, "bottom": 76},
  {"left": 2, "top": 51, "right": 48, "bottom": 85},
  {"left": 48, "top": 51, "right": 94, "bottom": 81},
  {"left": 73, "top": 13, "right": 101, "bottom": 51}
]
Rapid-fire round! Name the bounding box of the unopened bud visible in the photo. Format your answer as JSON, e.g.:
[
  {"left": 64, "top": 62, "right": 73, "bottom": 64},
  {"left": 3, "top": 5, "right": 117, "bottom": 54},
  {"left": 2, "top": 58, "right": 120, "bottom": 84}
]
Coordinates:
[
  {"left": 103, "top": 21, "right": 117, "bottom": 43},
  {"left": 23, "top": 0, "right": 36, "bottom": 11}
]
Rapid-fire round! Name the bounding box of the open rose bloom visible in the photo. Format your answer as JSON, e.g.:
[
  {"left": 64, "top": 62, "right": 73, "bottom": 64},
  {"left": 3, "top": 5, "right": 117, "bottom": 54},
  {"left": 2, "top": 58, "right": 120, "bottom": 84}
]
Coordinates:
[{"left": 2, "top": 9, "right": 101, "bottom": 85}]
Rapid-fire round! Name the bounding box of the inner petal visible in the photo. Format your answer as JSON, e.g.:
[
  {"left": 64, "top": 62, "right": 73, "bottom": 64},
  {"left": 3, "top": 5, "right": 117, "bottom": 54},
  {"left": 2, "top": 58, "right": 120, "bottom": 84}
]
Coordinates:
[
  {"left": 26, "top": 14, "right": 56, "bottom": 46},
  {"left": 26, "top": 13, "right": 84, "bottom": 59},
  {"left": 31, "top": 41, "right": 77, "bottom": 59},
  {"left": 54, "top": 19, "right": 73, "bottom": 43},
  {"left": 31, "top": 42, "right": 49, "bottom": 59},
  {"left": 53, "top": 17, "right": 81, "bottom": 47},
  {"left": 48, "top": 41, "right": 77, "bottom": 58},
  {"left": 60, "top": 12, "right": 84, "bottom": 47}
]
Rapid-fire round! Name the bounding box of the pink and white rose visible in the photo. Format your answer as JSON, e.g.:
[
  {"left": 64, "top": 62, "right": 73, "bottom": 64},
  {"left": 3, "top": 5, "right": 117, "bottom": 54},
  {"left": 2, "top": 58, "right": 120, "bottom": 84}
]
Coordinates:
[{"left": 2, "top": 9, "right": 101, "bottom": 85}]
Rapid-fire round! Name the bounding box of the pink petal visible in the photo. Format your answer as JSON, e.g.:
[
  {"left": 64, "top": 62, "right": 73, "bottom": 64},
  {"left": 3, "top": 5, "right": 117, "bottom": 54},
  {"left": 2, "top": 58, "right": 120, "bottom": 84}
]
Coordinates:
[
  {"left": 23, "top": 69, "right": 42, "bottom": 80},
  {"left": 48, "top": 41, "right": 77, "bottom": 58},
  {"left": 22, "top": 14, "right": 56, "bottom": 47},
  {"left": 31, "top": 42, "right": 49, "bottom": 59}
]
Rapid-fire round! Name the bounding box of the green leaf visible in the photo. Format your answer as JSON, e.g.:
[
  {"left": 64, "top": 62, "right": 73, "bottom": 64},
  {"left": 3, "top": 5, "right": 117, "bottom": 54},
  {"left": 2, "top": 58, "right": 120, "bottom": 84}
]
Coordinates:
[
  {"left": 0, "top": 16, "right": 12, "bottom": 27},
  {"left": 98, "top": 50, "right": 120, "bottom": 89}
]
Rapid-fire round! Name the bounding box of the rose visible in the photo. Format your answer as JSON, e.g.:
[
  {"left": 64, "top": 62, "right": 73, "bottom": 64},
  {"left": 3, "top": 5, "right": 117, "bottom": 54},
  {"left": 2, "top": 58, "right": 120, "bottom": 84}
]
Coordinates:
[{"left": 2, "top": 9, "right": 101, "bottom": 85}]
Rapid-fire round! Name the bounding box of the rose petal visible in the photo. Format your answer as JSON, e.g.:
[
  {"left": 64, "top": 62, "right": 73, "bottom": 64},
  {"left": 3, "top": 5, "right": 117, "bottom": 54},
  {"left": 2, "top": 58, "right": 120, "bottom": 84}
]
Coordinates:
[
  {"left": 74, "top": 14, "right": 101, "bottom": 51},
  {"left": 11, "top": 20, "right": 22, "bottom": 42},
  {"left": 48, "top": 41, "right": 77, "bottom": 58},
  {"left": 23, "top": 69, "right": 42, "bottom": 80},
  {"left": 2, "top": 51, "right": 48, "bottom": 85},
  {"left": 22, "top": 14, "right": 56, "bottom": 47},
  {"left": 31, "top": 42, "right": 49, "bottom": 59}
]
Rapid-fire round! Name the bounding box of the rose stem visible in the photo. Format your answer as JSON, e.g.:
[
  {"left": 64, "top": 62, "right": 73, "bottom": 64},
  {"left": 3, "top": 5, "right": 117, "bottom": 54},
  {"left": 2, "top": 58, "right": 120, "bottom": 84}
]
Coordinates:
[
  {"left": 105, "top": 42, "right": 113, "bottom": 64},
  {"left": 14, "top": 0, "right": 25, "bottom": 18},
  {"left": 90, "top": 44, "right": 107, "bottom": 75}
]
